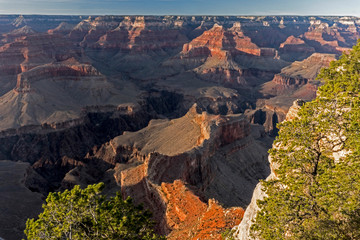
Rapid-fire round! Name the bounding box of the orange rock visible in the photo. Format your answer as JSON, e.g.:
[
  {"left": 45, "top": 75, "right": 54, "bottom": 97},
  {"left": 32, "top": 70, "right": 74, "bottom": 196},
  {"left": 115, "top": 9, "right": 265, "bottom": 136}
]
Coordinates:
[
  {"left": 181, "top": 23, "right": 261, "bottom": 59},
  {"left": 279, "top": 35, "right": 315, "bottom": 53},
  {"left": 162, "top": 180, "right": 245, "bottom": 240}
]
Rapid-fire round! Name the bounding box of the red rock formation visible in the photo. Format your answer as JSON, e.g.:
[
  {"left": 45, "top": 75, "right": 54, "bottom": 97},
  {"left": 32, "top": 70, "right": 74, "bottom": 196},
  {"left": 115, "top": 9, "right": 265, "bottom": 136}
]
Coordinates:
[
  {"left": 126, "top": 28, "right": 188, "bottom": 52},
  {"left": 0, "top": 33, "right": 81, "bottom": 96},
  {"left": 279, "top": 35, "right": 315, "bottom": 53},
  {"left": 280, "top": 35, "right": 305, "bottom": 46},
  {"left": 268, "top": 53, "right": 336, "bottom": 93},
  {"left": 191, "top": 200, "right": 244, "bottom": 240},
  {"left": 162, "top": 180, "right": 244, "bottom": 240},
  {"left": 4, "top": 34, "right": 80, "bottom": 70},
  {"left": 181, "top": 23, "right": 261, "bottom": 59},
  {"left": 304, "top": 30, "right": 339, "bottom": 49},
  {"left": 179, "top": 23, "right": 283, "bottom": 87},
  {"left": 0, "top": 33, "right": 101, "bottom": 94},
  {"left": 87, "top": 106, "right": 258, "bottom": 237},
  {"left": 0, "top": 41, "right": 24, "bottom": 76},
  {"left": 14, "top": 60, "right": 104, "bottom": 93},
  {"left": 302, "top": 21, "right": 356, "bottom": 53},
  {"left": 254, "top": 53, "right": 336, "bottom": 135}
]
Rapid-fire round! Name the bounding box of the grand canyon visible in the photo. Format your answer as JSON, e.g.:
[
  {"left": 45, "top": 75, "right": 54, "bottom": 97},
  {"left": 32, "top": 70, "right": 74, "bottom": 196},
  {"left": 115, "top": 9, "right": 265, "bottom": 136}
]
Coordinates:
[{"left": 0, "top": 15, "right": 359, "bottom": 239}]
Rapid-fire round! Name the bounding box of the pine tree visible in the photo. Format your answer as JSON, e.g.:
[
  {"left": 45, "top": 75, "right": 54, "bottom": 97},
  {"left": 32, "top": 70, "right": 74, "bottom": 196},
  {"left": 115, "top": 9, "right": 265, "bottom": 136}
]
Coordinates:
[
  {"left": 251, "top": 41, "right": 360, "bottom": 239},
  {"left": 25, "top": 183, "right": 165, "bottom": 240}
]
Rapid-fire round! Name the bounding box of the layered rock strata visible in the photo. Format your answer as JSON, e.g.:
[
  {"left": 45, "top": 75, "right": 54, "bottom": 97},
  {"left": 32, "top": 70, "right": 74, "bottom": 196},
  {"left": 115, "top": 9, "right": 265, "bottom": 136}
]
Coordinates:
[{"left": 79, "top": 105, "right": 271, "bottom": 238}]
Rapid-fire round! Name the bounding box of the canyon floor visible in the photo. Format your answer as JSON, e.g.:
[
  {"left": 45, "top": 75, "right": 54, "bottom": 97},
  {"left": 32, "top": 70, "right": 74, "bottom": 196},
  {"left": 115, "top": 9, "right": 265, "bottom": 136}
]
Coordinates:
[{"left": 0, "top": 15, "right": 358, "bottom": 239}]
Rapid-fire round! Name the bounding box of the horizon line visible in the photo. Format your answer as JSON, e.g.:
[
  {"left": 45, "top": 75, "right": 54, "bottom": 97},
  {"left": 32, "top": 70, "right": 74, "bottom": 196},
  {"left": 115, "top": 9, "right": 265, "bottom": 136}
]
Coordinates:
[{"left": 0, "top": 13, "right": 359, "bottom": 17}]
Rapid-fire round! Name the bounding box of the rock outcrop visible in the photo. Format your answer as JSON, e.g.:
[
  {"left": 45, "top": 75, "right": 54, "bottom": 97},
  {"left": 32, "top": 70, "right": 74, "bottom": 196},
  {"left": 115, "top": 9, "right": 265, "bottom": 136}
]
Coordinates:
[
  {"left": 303, "top": 19, "right": 358, "bottom": 53},
  {"left": 179, "top": 23, "right": 281, "bottom": 87},
  {"left": 274, "top": 53, "right": 336, "bottom": 85},
  {"left": 264, "top": 53, "right": 335, "bottom": 95},
  {"left": 181, "top": 23, "right": 261, "bottom": 58},
  {"left": 78, "top": 105, "right": 271, "bottom": 238},
  {"left": 0, "top": 33, "right": 142, "bottom": 130},
  {"left": 279, "top": 35, "right": 315, "bottom": 53},
  {"left": 161, "top": 180, "right": 244, "bottom": 239},
  {"left": 285, "top": 99, "right": 305, "bottom": 121},
  {"left": 232, "top": 99, "right": 304, "bottom": 240},
  {"left": 278, "top": 35, "right": 315, "bottom": 61}
]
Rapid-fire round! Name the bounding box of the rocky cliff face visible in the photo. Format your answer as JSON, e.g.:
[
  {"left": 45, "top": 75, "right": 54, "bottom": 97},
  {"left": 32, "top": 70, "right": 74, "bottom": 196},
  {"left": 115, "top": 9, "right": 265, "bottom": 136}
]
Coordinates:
[
  {"left": 279, "top": 35, "right": 315, "bottom": 53},
  {"left": 302, "top": 18, "right": 359, "bottom": 54},
  {"left": 264, "top": 53, "right": 336, "bottom": 95},
  {"left": 66, "top": 105, "right": 271, "bottom": 238},
  {"left": 180, "top": 23, "right": 276, "bottom": 87},
  {"left": 232, "top": 99, "right": 304, "bottom": 240},
  {"left": 181, "top": 23, "right": 261, "bottom": 58}
]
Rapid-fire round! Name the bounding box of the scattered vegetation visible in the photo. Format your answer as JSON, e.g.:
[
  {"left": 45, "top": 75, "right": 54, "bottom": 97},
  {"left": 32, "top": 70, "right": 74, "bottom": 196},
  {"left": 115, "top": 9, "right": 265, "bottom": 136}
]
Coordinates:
[
  {"left": 251, "top": 41, "right": 360, "bottom": 239},
  {"left": 221, "top": 228, "right": 236, "bottom": 240},
  {"left": 25, "top": 183, "right": 165, "bottom": 240}
]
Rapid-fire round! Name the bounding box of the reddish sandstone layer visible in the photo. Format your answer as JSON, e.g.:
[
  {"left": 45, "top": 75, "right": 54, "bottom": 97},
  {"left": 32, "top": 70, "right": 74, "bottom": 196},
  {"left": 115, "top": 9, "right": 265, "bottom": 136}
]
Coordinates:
[
  {"left": 0, "top": 33, "right": 104, "bottom": 94},
  {"left": 15, "top": 59, "right": 104, "bottom": 93},
  {"left": 162, "top": 180, "right": 244, "bottom": 240},
  {"left": 180, "top": 23, "right": 281, "bottom": 87},
  {"left": 0, "top": 34, "right": 81, "bottom": 74},
  {"left": 0, "top": 33, "right": 85, "bottom": 96},
  {"left": 304, "top": 30, "right": 339, "bottom": 48},
  {"left": 303, "top": 22, "right": 356, "bottom": 53},
  {"left": 279, "top": 35, "right": 315, "bottom": 53},
  {"left": 182, "top": 23, "right": 261, "bottom": 59}
]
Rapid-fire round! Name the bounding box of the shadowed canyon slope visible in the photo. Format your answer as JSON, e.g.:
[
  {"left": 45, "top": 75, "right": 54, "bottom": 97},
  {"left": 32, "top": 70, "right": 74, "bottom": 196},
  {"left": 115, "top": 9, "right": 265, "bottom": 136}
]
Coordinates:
[{"left": 0, "top": 15, "right": 358, "bottom": 239}]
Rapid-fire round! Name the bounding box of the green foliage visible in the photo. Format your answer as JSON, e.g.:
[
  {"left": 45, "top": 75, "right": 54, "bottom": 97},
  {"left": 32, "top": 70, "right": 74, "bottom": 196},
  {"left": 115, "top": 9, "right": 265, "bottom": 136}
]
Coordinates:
[
  {"left": 221, "top": 228, "right": 235, "bottom": 240},
  {"left": 251, "top": 41, "right": 360, "bottom": 239},
  {"left": 24, "top": 183, "right": 165, "bottom": 240}
]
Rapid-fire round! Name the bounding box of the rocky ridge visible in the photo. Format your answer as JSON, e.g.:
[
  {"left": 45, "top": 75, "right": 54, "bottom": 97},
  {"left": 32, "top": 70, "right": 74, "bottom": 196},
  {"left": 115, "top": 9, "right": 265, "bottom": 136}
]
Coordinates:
[{"left": 65, "top": 105, "right": 271, "bottom": 238}]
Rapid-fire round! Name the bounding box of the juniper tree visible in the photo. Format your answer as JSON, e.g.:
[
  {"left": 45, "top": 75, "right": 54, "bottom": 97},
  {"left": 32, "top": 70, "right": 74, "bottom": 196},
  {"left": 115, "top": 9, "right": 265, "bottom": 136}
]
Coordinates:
[
  {"left": 25, "top": 183, "right": 164, "bottom": 240},
  {"left": 251, "top": 41, "right": 360, "bottom": 240}
]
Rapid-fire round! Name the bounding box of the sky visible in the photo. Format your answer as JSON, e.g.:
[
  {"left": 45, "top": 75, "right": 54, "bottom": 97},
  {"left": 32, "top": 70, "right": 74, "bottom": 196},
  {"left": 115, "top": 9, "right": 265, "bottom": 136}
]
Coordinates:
[{"left": 0, "top": 0, "right": 360, "bottom": 16}]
